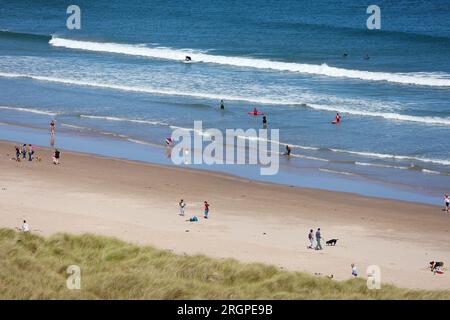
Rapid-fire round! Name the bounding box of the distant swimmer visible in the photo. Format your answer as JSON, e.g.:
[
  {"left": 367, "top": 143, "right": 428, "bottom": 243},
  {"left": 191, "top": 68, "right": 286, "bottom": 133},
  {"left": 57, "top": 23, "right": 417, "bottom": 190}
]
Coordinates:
[
  {"left": 220, "top": 99, "right": 225, "bottom": 110},
  {"left": 332, "top": 112, "right": 341, "bottom": 124},
  {"left": 343, "top": 53, "right": 348, "bottom": 57},
  {"left": 364, "top": 54, "right": 370, "bottom": 60},
  {"left": 184, "top": 56, "right": 192, "bottom": 62}
]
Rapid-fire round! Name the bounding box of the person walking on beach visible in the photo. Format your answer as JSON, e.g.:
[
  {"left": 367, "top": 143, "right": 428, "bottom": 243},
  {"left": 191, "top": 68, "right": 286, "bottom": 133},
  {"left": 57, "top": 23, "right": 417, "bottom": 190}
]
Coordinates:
[
  {"left": 28, "top": 144, "right": 34, "bottom": 161},
  {"left": 53, "top": 149, "right": 61, "bottom": 165},
  {"left": 444, "top": 194, "right": 449, "bottom": 212},
  {"left": 21, "top": 144, "right": 27, "bottom": 159},
  {"left": 204, "top": 201, "right": 210, "bottom": 219},
  {"left": 315, "top": 228, "right": 323, "bottom": 250},
  {"left": 307, "top": 229, "right": 314, "bottom": 249},
  {"left": 179, "top": 199, "right": 186, "bottom": 216}
]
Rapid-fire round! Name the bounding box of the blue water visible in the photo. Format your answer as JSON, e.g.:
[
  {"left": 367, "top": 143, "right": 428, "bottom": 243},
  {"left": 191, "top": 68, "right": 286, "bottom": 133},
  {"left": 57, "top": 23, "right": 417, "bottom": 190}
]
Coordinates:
[{"left": 0, "top": 0, "right": 449, "bottom": 203}]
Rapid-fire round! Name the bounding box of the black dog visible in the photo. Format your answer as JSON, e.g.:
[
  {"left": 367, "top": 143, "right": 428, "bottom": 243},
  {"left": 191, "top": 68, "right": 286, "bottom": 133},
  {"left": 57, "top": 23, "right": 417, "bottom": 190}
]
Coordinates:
[{"left": 326, "top": 239, "right": 338, "bottom": 246}]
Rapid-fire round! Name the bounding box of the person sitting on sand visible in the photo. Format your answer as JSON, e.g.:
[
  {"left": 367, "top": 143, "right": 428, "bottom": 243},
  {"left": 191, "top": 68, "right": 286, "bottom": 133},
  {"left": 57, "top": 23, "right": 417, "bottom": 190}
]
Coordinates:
[
  {"left": 430, "top": 261, "right": 444, "bottom": 273},
  {"left": 351, "top": 263, "right": 358, "bottom": 277},
  {"left": 189, "top": 216, "right": 198, "bottom": 222},
  {"left": 204, "top": 201, "right": 210, "bottom": 219},
  {"left": 179, "top": 199, "right": 186, "bottom": 216},
  {"left": 17, "top": 220, "right": 30, "bottom": 232},
  {"left": 444, "top": 194, "right": 449, "bottom": 212}
]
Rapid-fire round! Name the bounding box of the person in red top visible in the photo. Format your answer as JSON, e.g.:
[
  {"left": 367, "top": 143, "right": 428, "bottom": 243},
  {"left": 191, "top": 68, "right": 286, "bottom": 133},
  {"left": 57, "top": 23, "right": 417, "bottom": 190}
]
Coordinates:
[
  {"left": 252, "top": 107, "right": 258, "bottom": 115},
  {"left": 335, "top": 112, "right": 341, "bottom": 123},
  {"left": 204, "top": 201, "right": 210, "bottom": 219}
]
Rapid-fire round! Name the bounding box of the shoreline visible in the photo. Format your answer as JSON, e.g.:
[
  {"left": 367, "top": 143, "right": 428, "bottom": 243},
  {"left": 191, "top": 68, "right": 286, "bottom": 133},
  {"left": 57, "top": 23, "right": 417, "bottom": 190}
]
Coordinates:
[
  {"left": 1, "top": 139, "right": 449, "bottom": 291},
  {"left": 0, "top": 120, "right": 443, "bottom": 205}
]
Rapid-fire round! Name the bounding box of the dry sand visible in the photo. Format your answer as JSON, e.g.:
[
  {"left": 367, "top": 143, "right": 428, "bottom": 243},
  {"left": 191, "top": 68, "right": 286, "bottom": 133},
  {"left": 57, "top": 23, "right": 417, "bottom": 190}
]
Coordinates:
[{"left": 0, "top": 140, "right": 449, "bottom": 291}]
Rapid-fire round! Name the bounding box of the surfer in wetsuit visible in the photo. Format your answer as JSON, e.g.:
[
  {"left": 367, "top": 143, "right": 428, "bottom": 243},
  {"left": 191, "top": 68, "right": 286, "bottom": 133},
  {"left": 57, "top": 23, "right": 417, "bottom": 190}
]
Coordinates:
[
  {"left": 262, "top": 116, "right": 267, "bottom": 128},
  {"left": 185, "top": 56, "right": 192, "bottom": 61},
  {"left": 220, "top": 100, "right": 225, "bottom": 110}
]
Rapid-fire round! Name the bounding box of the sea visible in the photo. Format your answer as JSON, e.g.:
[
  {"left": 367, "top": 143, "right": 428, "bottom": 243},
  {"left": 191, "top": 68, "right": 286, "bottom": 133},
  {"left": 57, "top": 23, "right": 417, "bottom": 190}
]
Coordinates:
[{"left": 0, "top": 0, "right": 449, "bottom": 204}]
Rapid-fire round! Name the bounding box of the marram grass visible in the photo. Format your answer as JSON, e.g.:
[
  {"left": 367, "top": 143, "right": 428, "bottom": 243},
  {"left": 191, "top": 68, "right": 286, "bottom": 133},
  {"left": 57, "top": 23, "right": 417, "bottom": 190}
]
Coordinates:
[{"left": 0, "top": 228, "right": 448, "bottom": 300}]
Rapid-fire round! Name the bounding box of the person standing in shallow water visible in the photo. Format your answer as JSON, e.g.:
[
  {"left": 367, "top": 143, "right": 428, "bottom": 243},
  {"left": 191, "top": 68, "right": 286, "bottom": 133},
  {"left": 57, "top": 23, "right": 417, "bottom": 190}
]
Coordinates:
[
  {"left": 262, "top": 116, "right": 267, "bottom": 128},
  {"left": 220, "top": 100, "right": 225, "bottom": 110}
]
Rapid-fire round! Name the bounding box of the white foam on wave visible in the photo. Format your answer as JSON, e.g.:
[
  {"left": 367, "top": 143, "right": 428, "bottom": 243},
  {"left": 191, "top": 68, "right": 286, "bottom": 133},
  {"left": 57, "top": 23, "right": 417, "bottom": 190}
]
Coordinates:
[
  {"left": 2, "top": 71, "right": 450, "bottom": 127},
  {"left": 49, "top": 37, "right": 450, "bottom": 87},
  {"left": 80, "top": 115, "right": 168, "bottom": 126},
  {"left": 306, "top": 103, "right": 450, "bottom": 126},
  {"left": 0, "top": 105, "right": 57, "bottom": 116}
]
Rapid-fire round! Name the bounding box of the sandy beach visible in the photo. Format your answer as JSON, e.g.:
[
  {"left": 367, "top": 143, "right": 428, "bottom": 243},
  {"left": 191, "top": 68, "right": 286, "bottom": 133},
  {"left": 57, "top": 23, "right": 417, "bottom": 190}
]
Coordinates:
[{"left": 0, "top": 140, "right": 449, "bottom": 291}]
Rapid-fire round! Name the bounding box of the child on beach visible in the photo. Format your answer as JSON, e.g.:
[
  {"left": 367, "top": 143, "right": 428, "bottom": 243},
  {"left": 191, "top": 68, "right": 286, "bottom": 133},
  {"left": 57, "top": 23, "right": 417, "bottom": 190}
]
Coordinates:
[
  {"left": 307, "top": 229, "right": 314, "bottom": 249},
  {"left": 179, "top": 199, "right": 186, "bottom": 216},
  {"left": 189, "top": 216, "right": 198, "bottom": 222},
  {"left": 444, "top": 194, "right": 449, "bottom": 212},
  {"left": 204, "top": 201, "right": 210, "bottom": 219}
]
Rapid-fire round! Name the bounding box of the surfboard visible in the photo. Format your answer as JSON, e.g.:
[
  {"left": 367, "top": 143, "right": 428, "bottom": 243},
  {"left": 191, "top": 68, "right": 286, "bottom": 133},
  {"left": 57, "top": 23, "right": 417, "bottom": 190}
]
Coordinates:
[{"left": 248, "top": 112, "right": 265, "bottom": 116}]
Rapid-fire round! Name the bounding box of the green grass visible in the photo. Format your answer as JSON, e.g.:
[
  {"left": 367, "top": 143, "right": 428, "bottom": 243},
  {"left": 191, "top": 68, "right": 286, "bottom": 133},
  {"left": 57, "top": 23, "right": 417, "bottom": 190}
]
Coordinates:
[{"left": 0, "top": 228, "right": 448, "bottom": 299}]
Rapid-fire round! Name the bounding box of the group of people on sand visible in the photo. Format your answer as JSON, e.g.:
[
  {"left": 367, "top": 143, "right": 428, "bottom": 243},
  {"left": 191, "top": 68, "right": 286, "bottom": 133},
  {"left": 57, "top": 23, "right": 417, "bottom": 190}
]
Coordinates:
[
  {"left": 14, "top": 144, "right": 35, "bottom": 162},
  {"left": 179, "top": 199, "right": 210, "bottom": 222}
]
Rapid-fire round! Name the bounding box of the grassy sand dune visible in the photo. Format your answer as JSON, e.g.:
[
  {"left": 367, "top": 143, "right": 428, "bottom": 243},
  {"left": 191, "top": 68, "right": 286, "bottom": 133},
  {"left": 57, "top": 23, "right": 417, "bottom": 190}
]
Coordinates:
[{"left": 0, "top": 229, "right": 448, "bottom": 300}]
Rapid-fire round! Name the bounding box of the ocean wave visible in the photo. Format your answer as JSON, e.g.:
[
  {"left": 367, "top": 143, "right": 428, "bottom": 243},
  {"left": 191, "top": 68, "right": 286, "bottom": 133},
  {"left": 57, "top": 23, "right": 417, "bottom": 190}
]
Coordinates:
[
  {"left": 2, "top": 71, "right": 450, "bottom": 127},
  {"left": 0, "top": 105, "right": 57, "bottom": 116},
  {"left": 306, "top": 104, "right": 450, "bottom": 126},
  {"left": 329, "top": 148, "right": 450, "bottom": 166},
  {"left": 80, "top": 115, "right": 168, "bottom": 126},
  {"left": 49, "top": 36, "right": 450, "bottom": 87}
]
